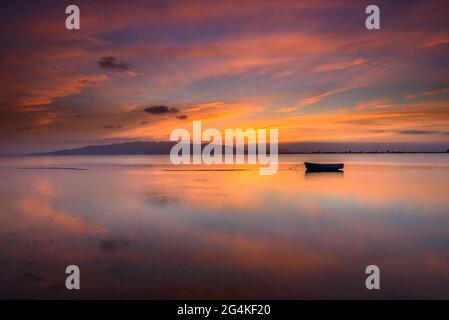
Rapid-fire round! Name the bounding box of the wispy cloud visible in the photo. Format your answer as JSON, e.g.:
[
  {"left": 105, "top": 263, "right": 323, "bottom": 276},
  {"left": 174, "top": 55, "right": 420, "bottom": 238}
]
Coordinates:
[
  {"left": 277, "top": 85, "right": 360, "bottom": 113},
  {"left": 406, "top": 86, "right": 449, "bottom": 100},
  {"left": 422, "top": 31, "right": 449, "bottom": 48},
  {"left": 399, "top": 129, "right": 441, "bottom": 135},
  {"left": 312, "top": 58, "right": 367, "bottom": 73}
]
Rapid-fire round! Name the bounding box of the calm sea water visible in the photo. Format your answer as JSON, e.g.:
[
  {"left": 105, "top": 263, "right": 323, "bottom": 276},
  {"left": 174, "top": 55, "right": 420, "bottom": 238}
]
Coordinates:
[{"left": 1, "top": 154, "right": 449, "bottom": 299}]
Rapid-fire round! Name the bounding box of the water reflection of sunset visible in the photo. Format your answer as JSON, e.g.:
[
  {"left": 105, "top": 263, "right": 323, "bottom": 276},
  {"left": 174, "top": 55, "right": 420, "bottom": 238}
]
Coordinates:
[{"left": 1, "top": 155, "right": 449, "bottom": 298}]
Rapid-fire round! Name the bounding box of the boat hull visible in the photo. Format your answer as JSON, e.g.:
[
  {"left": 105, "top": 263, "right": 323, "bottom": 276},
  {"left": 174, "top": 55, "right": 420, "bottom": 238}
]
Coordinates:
[{"left": 304, "top": 162, "right": 344, "bottom": 172}]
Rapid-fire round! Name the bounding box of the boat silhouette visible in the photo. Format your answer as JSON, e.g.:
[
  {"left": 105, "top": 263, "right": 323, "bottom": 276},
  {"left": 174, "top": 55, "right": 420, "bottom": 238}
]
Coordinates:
[{"left": 304, "top": 162, "right": 344, "bottom": 172}]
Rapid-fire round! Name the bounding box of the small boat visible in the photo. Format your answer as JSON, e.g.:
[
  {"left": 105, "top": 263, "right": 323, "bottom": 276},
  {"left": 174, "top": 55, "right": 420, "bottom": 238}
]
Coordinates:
[{"left": 304, "top": 162, "right": 344, "bottom": 172}]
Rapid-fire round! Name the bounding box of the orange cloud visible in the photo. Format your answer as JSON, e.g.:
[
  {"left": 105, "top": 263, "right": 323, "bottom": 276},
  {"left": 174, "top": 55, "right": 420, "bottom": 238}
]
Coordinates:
[
  {"left": 277, "top": 84, "right": 361, "bottom": 112},
  {"left": 312, "top": 58, "right": 367, "bottom": 72},
  {"left": 422, "top": 30, "right": 449, "bottom": 48}
]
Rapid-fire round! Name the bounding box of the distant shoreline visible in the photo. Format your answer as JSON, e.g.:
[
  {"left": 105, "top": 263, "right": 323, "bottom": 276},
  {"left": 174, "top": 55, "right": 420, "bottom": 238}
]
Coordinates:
[
  {"left": 281, "top": 151, "right": 449, "bottom": 154},
  {"left": 1, "top": 151, "right": 449, "bottom": 157},
  {"left": 1, "top": 140, "right": 448, "bottom": 156}
]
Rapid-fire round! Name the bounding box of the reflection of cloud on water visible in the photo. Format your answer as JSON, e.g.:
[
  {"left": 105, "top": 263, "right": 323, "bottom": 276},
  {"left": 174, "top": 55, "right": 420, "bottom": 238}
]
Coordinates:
[
  {"left": 99, "top": 238, "right": 130, "bottom": 254},
  {"left": 2, "top": 176, "right": 107, "bottom": 236},
  {"left": 17, "top": 198, "right": 107, "bottom": 234},
  {"left": 2, "top": 158, "right": 449, "bottom": 298},
  {"left": 20, "top": 273, "right": 48, "bottom": 283},
  {"left": 145, "top": 192, "right": 180, "bottom": 207}
]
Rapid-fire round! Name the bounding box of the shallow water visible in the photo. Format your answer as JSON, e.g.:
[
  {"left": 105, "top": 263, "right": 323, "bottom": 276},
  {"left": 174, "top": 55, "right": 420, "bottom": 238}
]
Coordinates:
[{"left": 1, "top": 154, "right": 449, "bottom": 299}]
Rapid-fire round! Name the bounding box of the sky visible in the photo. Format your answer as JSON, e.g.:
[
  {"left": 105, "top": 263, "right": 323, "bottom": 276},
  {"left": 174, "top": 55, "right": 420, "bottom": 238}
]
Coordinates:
[{"left": 1, "top": 0, "right": 449, "bottom": 153}]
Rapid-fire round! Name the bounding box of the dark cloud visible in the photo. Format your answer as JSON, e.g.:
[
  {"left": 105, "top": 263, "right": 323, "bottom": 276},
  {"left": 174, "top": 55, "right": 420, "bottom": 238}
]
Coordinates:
[
  {"left": 144, "top": 105, "right": 179, "bottom": 114},
  {"left": 339, "top": 118, "right": 379, "bottom": 125},
  {"left": 99, "top": 238, "right": 129, "bottom": 254},
  {"left": 176, "top": 114, "right": 188, "bottom": 119},
  {"left": 399, "top": 130, "right": 440, "bottom": 135},
  {"left": 103, "top": 124, "right": 122, "bottom": 130},
  {"left": 97, "top": 56, "right": 130, "bottom": 72}
]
